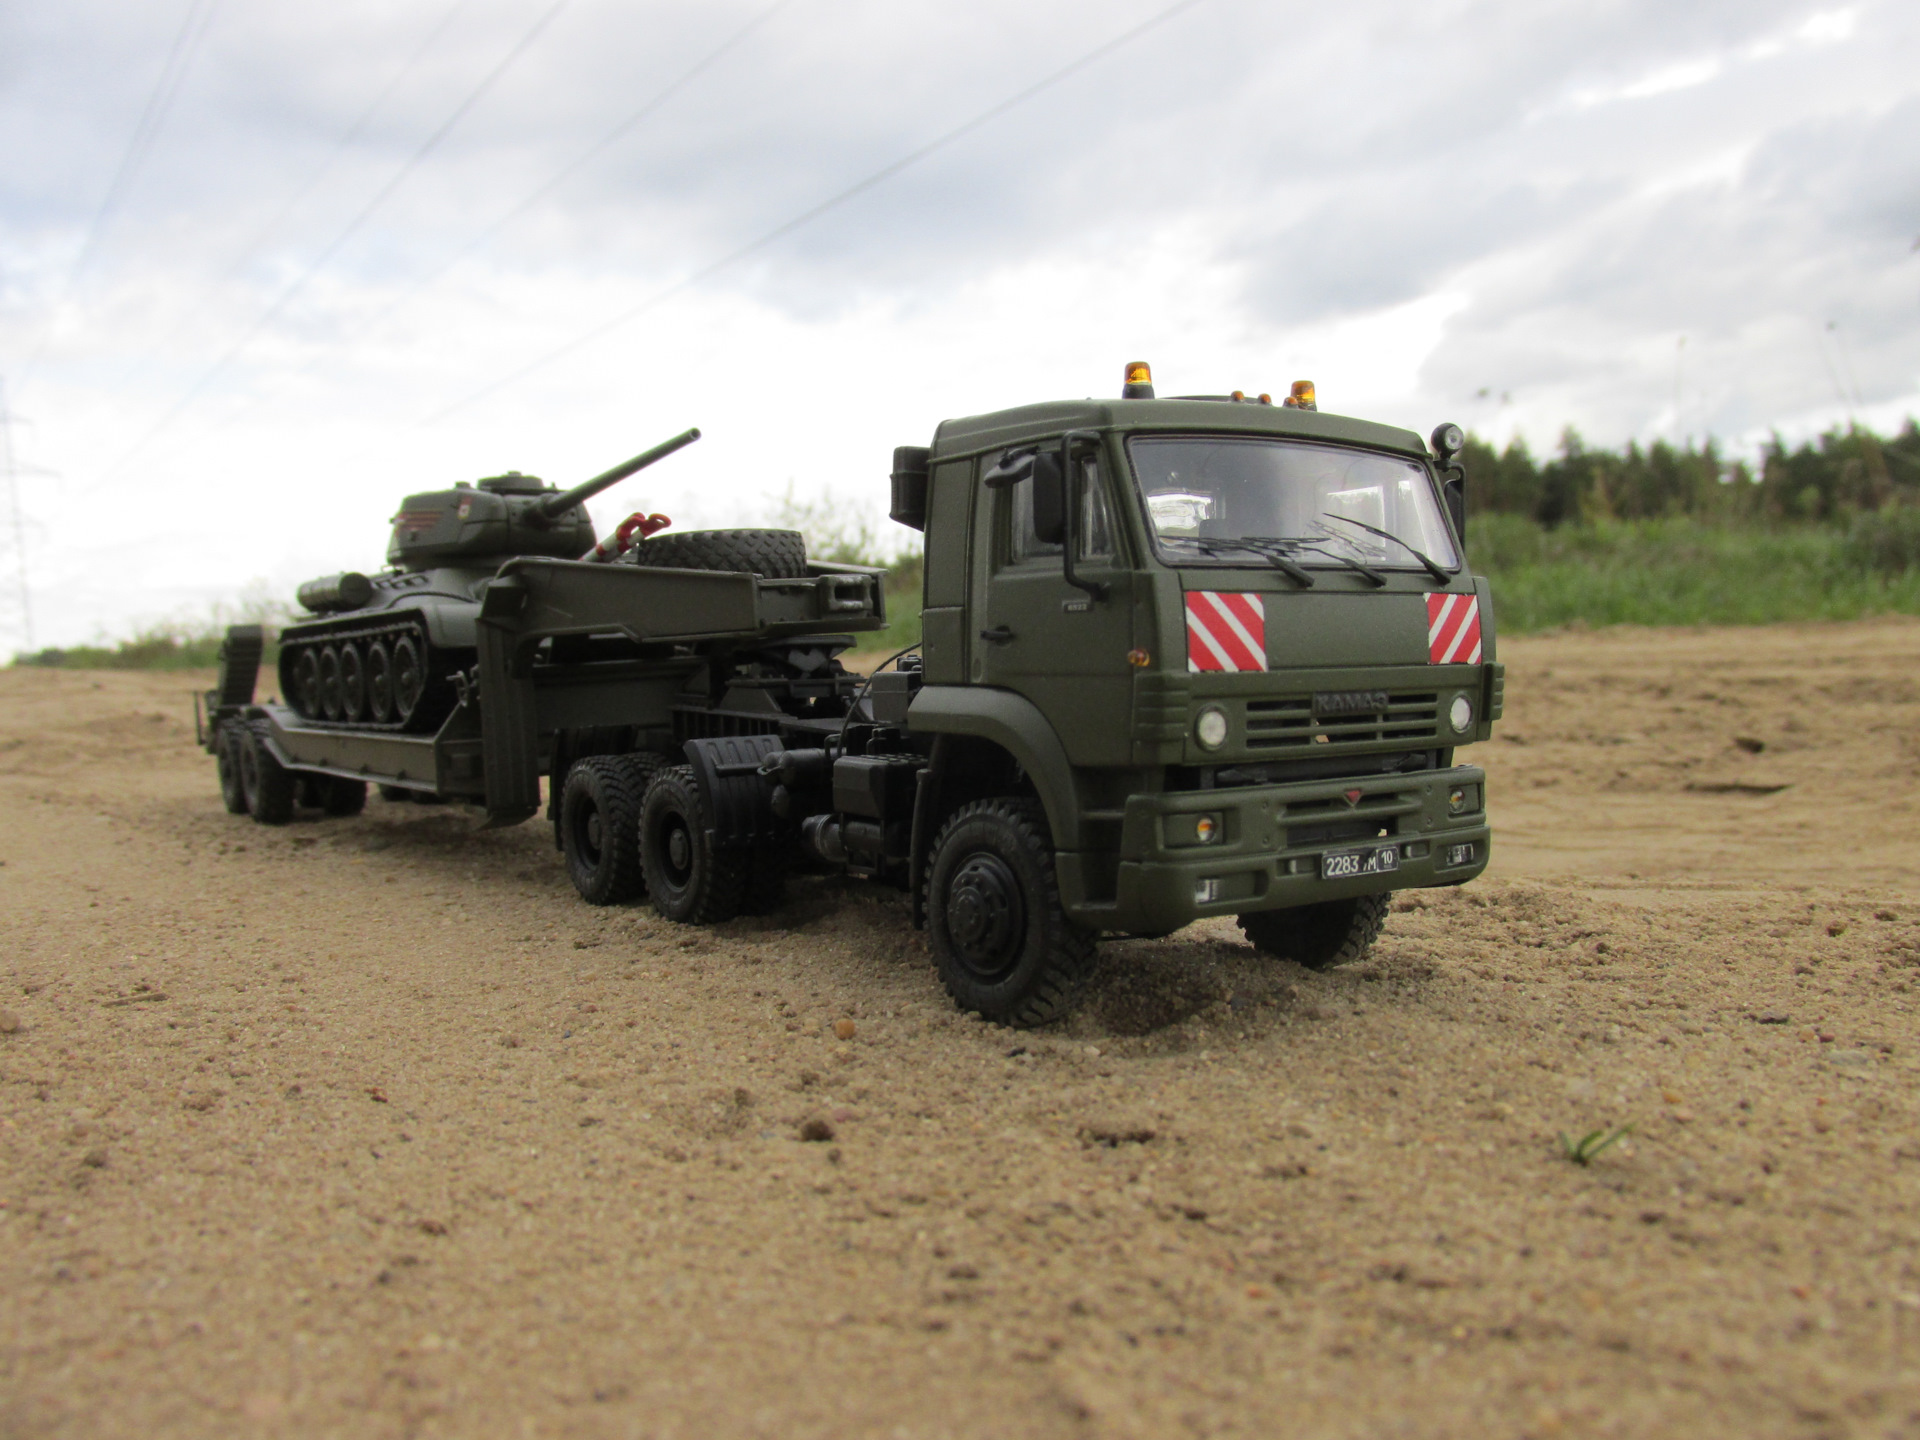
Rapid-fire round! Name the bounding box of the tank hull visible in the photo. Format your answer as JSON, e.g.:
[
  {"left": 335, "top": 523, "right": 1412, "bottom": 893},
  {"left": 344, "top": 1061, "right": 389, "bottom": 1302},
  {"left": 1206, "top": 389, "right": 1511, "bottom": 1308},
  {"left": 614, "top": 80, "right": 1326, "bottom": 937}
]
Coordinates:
[{"left": 276, "top": 566, "right": 492, "bottom": 733}]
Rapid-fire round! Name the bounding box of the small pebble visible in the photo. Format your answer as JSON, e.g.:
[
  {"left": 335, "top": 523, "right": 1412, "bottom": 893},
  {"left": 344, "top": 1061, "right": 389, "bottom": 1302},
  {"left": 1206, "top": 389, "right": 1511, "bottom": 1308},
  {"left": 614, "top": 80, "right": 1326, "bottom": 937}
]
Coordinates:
[
  {"left": 833, "top": 1019, "right": 857, "bottom": 1041},
  {"left": 418, "top": 1219, "right": 448, "bottom": 1236},
  {"left": 0, "top": 1009, "right": 20, "bottom": 1034},
  {"left": 799, "top": 1118, "right": 835, "bottom": 1143},
  {"left": 81, "top": 1148, "right": 108, "bottom": 1169}
]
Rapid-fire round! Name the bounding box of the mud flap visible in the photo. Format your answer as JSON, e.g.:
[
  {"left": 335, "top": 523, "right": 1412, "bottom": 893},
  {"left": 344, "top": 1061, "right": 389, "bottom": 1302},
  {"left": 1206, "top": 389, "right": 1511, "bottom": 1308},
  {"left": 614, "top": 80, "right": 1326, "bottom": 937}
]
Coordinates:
[
  {"left": 682, "top": 734, "right": 783, "bottom": 847},
  {"left": 475, "top": 580, "right": 541, "bottom": 828}
]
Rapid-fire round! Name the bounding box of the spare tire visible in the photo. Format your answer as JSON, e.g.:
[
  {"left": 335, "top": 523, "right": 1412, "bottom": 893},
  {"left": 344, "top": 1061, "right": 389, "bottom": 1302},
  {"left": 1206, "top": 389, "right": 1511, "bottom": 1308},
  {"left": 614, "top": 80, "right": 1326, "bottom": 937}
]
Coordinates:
[{"left": 626, "top": 528, "right": 807, "bottom": 579}]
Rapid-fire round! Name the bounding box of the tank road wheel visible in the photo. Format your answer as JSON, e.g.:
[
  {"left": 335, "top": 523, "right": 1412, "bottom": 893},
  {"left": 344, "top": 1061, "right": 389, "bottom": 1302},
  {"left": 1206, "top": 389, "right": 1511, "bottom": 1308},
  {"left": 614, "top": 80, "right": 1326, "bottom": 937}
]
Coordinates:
[
  {"left": 625, "top": 528, "right": 808, "bottom": 579},
  {"left": 390, "top": 634, "right": 426, "bottom": 726},
  {"left": 338, "top": 643, "right": 367, "bottom": 721},
  {"left": 560, "top": 756, "right": 652, "bottom": 905},
  {"left": 215, "top": 723, "right": 249, "bottom": 814},
  {"left": 924, "top": 798, "right": 1094, "bottom": 1028},
  {"left": 238, "top": 721, "right": 295, "bottom": 825},
  {"left": 317, "top": 645, "right": 344, "bottom": 720},
  {"left": 640, "top": 765, "right": 747, "bottom": 924},
  {"left": 292, "top": 648, "right": 321, "bottom": 717},
  {"left": 1237, "top": 894, "right": 1390, "bottom": 971},
  {"left": 320, "top": 776, "right": 368, "bottom": 816},
  {"left": 365, "top": 640, "right": 394, "bottom": 722}
]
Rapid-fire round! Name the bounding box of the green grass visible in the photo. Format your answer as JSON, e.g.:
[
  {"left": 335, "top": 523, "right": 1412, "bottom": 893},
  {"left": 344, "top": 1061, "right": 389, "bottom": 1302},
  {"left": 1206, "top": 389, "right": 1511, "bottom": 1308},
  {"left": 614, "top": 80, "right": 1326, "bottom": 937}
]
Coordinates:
[
  {"left": 20, "top": 517, "right": 1919, "bottom": 670},
  {"left": 1469, "top": 514, "right": 1920, "bottom": 633}
]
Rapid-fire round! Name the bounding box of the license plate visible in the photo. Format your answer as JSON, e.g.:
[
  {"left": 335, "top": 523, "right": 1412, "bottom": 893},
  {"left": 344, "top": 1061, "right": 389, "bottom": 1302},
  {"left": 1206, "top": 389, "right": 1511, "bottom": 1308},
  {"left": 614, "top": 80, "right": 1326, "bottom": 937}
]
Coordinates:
[{"left": 1321, "top": 845, "right": 1400, "bottom": 880}]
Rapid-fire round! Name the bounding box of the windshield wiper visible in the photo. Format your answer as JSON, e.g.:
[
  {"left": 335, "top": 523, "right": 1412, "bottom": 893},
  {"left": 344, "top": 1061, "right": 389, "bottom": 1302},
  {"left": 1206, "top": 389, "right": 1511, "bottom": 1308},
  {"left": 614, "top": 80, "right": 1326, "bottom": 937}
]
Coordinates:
[
  {"left": 1246, "top": 535, "right": 1387, "bottom": 588},
  {"left": 1175, "top": 537, "right": 1315, "bottom": 587},
  {"left": 1318, "top": 513, "right": 1452, "bottom": 583}
]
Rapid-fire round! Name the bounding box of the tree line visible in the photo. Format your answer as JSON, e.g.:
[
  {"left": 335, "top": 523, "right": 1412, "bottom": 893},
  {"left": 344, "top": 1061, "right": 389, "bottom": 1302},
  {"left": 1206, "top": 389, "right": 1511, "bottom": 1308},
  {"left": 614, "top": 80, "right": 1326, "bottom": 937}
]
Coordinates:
[{"left": 1459, "top": 419, "right": 1920, "bottom": 526}]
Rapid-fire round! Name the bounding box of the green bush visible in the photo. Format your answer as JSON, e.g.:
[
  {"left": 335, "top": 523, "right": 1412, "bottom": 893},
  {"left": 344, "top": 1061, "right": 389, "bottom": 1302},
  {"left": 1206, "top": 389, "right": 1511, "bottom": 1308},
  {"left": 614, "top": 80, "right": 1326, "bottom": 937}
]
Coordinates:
[
  {"left": 1839, "top": 506, "right": 1920, "bottom": 577},
  {"left": 1468, "top": 516, "right": 1920, "bottom": 632}
]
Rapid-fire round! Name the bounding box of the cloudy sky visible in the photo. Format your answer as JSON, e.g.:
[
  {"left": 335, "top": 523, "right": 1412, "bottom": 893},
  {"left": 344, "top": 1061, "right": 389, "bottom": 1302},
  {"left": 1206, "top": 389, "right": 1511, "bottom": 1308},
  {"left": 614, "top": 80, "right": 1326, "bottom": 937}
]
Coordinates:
[{"left": 2, "top": 0, "right": 1916, "bottom": 650}]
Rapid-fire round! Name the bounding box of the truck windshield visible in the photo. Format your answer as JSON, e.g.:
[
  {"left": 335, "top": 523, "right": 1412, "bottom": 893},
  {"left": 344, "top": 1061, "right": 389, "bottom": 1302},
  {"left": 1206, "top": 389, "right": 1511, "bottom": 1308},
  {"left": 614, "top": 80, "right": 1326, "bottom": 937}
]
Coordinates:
[{"left": 1128, "top": 436, "right": 1460, "bottom": 573}]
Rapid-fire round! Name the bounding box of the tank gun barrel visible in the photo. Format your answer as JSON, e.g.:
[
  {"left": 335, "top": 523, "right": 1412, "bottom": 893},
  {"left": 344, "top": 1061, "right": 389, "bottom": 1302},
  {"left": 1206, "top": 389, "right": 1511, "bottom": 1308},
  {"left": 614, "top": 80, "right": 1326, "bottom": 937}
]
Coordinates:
[{"left": 530, "top": 427, "right": 701, "bottom": 524}]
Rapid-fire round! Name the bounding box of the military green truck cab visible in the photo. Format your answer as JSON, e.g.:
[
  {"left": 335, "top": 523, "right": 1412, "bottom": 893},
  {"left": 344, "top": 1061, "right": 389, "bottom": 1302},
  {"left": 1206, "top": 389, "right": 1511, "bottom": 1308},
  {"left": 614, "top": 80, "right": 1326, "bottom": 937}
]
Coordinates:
[{"left": 886, "top": 366, "right": 1499, "bottom": 1018}]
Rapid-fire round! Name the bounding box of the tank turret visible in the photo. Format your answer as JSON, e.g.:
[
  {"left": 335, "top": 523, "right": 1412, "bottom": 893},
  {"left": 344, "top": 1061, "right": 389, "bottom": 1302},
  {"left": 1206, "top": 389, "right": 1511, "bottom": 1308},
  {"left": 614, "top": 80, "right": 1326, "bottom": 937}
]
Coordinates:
[
  {"left": 387, "top": 429, "right": 702, "bottom": 570},
  {"left": 276, "top": 428, "right": 702, "bottom": 733}
]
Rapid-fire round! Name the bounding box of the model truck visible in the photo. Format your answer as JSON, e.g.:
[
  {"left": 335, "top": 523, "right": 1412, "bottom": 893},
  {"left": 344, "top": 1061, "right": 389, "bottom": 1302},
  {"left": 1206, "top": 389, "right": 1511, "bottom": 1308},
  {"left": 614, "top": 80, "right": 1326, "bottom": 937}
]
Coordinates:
[{"left": 200, "top": 365, "right": 1499, "bottom": 1025}]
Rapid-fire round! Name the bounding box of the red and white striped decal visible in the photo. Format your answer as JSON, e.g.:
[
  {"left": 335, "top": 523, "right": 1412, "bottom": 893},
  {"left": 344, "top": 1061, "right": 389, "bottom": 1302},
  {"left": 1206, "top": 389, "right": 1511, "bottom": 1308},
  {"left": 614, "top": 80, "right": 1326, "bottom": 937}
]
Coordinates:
[
  {"left": 1185, "top": 591, "right": 1267, "bottom": 673},
  {"left": 1427, "top": 592, "right": 1483, "bottom": 665}
]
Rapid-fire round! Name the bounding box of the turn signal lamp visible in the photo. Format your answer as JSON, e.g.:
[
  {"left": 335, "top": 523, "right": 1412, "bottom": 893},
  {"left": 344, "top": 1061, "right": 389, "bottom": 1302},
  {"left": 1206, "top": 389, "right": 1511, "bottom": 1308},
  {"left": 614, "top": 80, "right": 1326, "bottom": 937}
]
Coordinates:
[
  {"left": 1127, "top": 647, "right": 1152, "bottom": 668},
  {"left": 1122, "top": 360, "right": 1155, "bottom": 400},
  {"left": 1283, "top": 380, "right": 1317, "bottom": 410},
  {"left": 1194, "top": 815, "right": 1217, "bottom": 843}
]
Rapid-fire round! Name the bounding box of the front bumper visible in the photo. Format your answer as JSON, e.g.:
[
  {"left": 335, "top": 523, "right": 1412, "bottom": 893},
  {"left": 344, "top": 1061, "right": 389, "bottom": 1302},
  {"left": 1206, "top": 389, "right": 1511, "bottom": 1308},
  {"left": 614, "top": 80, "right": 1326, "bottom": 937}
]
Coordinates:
[{"left": 1056, "top": 764, "right": 1490, "bottom": 935}]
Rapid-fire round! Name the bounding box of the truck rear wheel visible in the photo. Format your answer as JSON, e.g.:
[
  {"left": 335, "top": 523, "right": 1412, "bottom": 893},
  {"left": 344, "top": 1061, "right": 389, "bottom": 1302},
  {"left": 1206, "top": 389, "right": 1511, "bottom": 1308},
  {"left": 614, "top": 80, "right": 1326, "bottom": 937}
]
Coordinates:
[
  {"left": 561, "top": 755, "right": 653, "bottom": 905},
  {"left": 321, "top": 776, "right": 368, "bottom": 816},
  {"left": 1237, "top": 894, "right": 1389, "bottom": 971},
  {"left": 625, "top": 528, "right": 807, "bottom": 579},
  {"left": 216, "top": 724, "right": 249, "bottom": 814},
  {"left": 640, "top": 765, "right": 747, "bottom": 924},
  {"left": 925, "top": 798, "right": 1093, "bottom": 1028},
  {"left": 239, "top": 721, "right": 296, "bottom": 825}
]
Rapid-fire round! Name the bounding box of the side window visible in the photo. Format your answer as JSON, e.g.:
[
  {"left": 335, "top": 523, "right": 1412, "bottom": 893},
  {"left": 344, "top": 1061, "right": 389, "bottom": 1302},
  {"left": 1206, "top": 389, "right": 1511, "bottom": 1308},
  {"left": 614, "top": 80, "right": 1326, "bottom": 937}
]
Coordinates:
[{"left": 1007, "top": 457, "right": 1115, "bottom": 565}]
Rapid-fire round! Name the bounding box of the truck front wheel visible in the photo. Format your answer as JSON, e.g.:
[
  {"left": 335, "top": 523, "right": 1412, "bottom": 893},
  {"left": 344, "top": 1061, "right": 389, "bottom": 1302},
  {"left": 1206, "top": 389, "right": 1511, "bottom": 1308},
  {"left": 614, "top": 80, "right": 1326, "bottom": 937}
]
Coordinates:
[
  {"left": 1237, "top": 894, "right": 1389, "bottom": 971},
  {"left": 639, "top": 765, "right": 746, "bottom": 924},
  {"left": 925, "top": 799, "right": 1093, "bottom": 1027}
]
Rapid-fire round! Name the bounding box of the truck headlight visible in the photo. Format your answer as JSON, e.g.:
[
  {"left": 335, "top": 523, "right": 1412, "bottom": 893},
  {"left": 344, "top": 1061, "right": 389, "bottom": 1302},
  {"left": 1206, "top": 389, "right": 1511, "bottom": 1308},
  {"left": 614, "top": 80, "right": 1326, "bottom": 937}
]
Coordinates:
[
  {"left": 1448, "top": 695, "right": 1474, "bottom": 733},
  {"left": 1195, "top": 705, "right": 1229, "bottom": 750}
]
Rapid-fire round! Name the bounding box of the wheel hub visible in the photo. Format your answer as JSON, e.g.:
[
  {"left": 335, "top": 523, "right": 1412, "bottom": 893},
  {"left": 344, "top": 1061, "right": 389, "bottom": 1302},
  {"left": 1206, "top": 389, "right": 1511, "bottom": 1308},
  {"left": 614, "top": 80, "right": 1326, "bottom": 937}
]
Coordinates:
[
  {"left": 667, "top": 822, "right": 692, "bottom": 875},
  {"left": 946, "top": 853, "right": 1024, "bottom": 980},
  {"left": 585, "top": 811, "right": 603, "bottom": 856}
]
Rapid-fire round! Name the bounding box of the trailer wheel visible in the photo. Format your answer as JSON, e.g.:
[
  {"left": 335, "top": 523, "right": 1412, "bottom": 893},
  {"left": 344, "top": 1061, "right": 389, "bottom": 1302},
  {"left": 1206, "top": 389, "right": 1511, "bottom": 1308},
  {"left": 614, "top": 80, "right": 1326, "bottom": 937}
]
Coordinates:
[
  {"left": 625, "top": 528, "right": 808, "bottom": 579},
  {"left": 321, "top": 777, "right": 368, "bottom": 817},
  {"left": 239, "top": 721, "right": 296, "bottom": 825},
  {"left": 925, "top": 798, "right": 1093, "bottom": 1028},
  {"left": 561, "top": 756, "right": 650, "bottom": 905},
  {"left": 1237, "top": 894, "right": 1389, "bottom": 971},
  {"left": 640, "top": 765, "right": 746, "bottom": 924},
  {"left": 215, "top": 724, "right": 249, "bottom": 814}
]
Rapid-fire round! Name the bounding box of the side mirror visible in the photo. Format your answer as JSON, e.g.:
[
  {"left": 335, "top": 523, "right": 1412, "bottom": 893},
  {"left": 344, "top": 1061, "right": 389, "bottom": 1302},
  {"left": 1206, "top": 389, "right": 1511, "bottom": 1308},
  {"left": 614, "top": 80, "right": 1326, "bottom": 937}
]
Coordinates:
[{"left": 1029, "top": 452, "right": 1065, "bottom": 545}]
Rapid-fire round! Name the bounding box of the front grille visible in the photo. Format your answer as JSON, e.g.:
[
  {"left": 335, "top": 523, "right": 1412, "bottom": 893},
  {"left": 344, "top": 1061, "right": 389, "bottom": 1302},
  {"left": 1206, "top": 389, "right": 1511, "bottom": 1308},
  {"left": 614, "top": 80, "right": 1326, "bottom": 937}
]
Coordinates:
[{"left": 1244, "top": 692, "right": 1440, "bottom": 750}]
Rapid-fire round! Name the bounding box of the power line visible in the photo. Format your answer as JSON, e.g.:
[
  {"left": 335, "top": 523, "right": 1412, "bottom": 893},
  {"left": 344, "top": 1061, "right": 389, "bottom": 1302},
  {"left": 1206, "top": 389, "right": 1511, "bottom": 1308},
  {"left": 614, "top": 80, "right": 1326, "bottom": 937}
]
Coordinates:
[
  {"left": 421, "top": 0, "right": 1209, "bottom": 425},
  {"left": 96, "top": 0, "right": 576, "bottom": 485},
  {"left": 361, "top": 0, "right": 798, "bottom": 336},
  {"left": 110, "top": 0, "right": 480, "bottom": 397},
  {"left": 109, "top": 0, "right": 799, "bottom": 469},
  {"left": 18, "top": 0, "right": 221, "bottom": 392}
]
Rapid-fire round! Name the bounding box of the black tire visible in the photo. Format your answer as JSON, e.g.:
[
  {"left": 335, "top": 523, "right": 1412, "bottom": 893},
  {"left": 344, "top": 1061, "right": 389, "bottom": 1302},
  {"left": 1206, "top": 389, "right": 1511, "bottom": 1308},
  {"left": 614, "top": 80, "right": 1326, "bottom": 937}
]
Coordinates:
[
  {"left": 365, "top": 641, "right": 394, "bottom": 722},
  {"left": 560, "top": 756, "right": 651, "bottom": 905},
  {"left": 338, "top": 643, "right": 366, "bottom": 721},
  {"left": 391, "top": 634, "right": 426, "bottom": 725},
  {"left": 640, "top": 765, "right": 748, "bottom": 924},
  {"left": 924, "top": 798, "right": 1094, "bottom": 1027},
  {"left": 317, "top": 645, "right": 343, "bottom": 720},
  {"left": 239, "top": 721, "right": 295, "bottom": 825},
  {"left": 740, "top": 847, "right": 787, "bottom": 916},
  {"left": 292, "top": 648, "right": 320, "bottom": 717},
  {"left": 1238, "top": 893, "right": 1390, "bottom": 971},
  {"left": 216, "top": 724, "right": 249, "bottom": 814},
  {"left": 626, "top": 528, "right": 808, "bottom": 579},
  {"left": 321, "top": 777, "right": 368, "bottom": 816}
]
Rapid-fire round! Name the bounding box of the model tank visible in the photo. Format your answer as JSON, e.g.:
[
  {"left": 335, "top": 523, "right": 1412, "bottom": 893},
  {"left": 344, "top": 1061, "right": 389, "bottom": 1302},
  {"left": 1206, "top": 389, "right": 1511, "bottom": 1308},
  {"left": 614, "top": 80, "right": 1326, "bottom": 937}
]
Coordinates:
[{"left": 277, "top": 427, "right": 706, "bottom": 733}]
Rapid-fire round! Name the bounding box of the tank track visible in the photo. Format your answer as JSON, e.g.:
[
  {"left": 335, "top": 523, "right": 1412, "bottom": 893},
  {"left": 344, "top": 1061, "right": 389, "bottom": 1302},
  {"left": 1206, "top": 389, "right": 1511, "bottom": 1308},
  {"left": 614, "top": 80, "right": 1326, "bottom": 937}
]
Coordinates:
[{"left": 277, "top": 613, "right": 465, "bottom": 734}]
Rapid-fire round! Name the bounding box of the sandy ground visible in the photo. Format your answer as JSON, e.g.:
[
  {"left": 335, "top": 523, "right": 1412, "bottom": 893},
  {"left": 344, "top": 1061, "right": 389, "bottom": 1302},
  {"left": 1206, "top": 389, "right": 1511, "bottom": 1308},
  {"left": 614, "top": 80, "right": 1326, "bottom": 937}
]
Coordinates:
[{"left": 2, "top": 617, "right": 1918, "bottom": 1440}]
